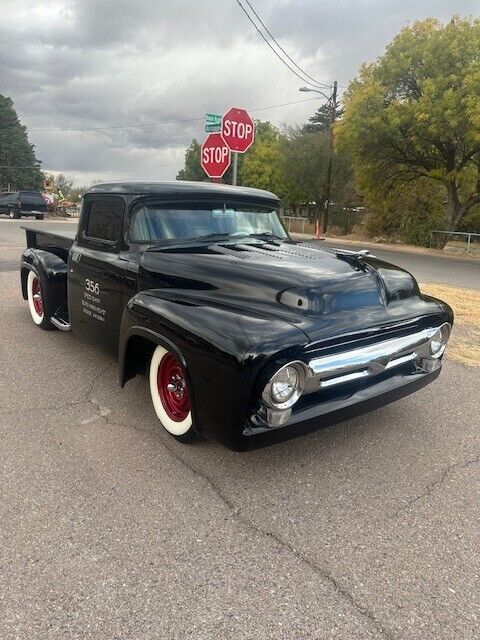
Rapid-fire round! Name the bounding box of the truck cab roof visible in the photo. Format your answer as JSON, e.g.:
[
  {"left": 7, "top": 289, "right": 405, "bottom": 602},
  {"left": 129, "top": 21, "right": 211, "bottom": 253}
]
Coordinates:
[{"left": 85, "top": 180, "right": 280, "bottom": 204}]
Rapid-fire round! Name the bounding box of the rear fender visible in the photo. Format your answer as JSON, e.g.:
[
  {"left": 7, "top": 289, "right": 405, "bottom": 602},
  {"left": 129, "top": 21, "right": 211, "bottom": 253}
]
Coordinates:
[{"left": 21, "top": 248, "right": 68, "bottom": 312}]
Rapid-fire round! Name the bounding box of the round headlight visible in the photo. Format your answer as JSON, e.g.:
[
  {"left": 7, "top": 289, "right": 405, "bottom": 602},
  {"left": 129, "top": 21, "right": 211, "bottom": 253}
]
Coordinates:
[
  {"left": 430, "top": 323, "right": 451, "bottom": 358},
  {"left": 271, "top": 366, "right": 299, "bottom": 403},
  {"left": 263, "top": 362, "right": 306, "bottom": 409}
]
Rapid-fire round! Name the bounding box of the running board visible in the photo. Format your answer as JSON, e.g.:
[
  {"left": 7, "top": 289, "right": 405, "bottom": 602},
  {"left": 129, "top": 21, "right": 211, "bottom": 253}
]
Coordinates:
[{"left": 51, "top": 315, "right": 71, "bottom": 331}]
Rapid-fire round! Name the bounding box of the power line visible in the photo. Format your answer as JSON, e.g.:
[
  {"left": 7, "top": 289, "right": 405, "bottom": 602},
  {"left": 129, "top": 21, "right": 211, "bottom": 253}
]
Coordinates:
[
  {"left": 29, "top": 96, "right": 322, "bottom": 133},
  {"left": 234, "top": 0, "right": 330, "bottom": 91},
  {"left": 242, "top": 0, "right": 330, "bottom": 90}
]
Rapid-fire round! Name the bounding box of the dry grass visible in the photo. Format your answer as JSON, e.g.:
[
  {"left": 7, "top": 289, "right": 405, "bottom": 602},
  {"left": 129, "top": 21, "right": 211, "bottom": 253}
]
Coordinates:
[{"left": 420, "top": 283, "right": 480, "bottom": 367}]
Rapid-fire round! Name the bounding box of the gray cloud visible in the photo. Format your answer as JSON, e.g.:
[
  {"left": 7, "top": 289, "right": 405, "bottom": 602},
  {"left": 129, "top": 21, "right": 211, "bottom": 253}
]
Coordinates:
[{"left": 0, "top": 0, "right": 476, "bottom": 185}]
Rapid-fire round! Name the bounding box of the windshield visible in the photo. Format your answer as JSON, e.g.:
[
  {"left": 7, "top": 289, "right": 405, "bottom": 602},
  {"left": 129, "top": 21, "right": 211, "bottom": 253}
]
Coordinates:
[
  {"left": 130, "top": 203, "right": 288, "bottom": 243},
  {"left": 19, "top": 191, "right": 44, "bottom": 203}
]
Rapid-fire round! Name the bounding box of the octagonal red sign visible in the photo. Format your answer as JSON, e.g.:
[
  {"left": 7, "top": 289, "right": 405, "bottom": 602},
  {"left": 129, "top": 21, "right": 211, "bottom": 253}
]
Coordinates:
[
  {"left": 200, "top": 133, "right": 231, "bottom": 178},
  {"left": 221, "top": 107, "right": 255, "bottom": 153}
]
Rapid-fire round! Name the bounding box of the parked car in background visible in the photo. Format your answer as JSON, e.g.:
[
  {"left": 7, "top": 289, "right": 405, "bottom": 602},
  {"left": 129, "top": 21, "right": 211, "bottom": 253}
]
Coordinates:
[{"left": 0, "top": 190, "right": 47, "bottom": 219}]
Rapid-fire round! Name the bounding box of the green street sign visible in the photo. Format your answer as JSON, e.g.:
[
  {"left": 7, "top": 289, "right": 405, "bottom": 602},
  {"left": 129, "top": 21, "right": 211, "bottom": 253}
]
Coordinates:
[
  {"left": 205, "top": 123, "right": 221, "bottom": 132},
  {"left": 205, "top": 113, "right": 222, "bottom": 124}
]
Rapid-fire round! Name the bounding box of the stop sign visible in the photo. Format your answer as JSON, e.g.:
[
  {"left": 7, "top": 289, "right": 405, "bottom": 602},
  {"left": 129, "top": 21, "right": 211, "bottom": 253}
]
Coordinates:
[
  {"left": 221, "top": 107, "right": 255, "bottom": 153},
  {"left": 200, "top": 133, "right": 231, "bottom": 178}
]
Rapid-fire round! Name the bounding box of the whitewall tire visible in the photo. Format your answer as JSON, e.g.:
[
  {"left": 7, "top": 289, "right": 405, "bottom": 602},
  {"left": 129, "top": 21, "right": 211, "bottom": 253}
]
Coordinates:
[
  {"left": 149, "top": 345, "right": 195, "bottom": 441},
  {"left": 27, "top": 269, "right": 45, "bottom": 325}
]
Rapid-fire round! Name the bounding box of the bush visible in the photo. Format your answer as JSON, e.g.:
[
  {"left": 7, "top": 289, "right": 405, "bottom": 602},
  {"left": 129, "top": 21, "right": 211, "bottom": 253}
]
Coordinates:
[
  {"left": 329, "top": 206, "right": 366, "bottom": 234},
  {"left": 363, "top": 179, "right": 447, "bottom": 246}
]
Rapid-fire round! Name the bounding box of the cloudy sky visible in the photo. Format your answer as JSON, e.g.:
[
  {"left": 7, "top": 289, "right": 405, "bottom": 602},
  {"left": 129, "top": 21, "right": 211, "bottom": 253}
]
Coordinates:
[{"left": 1, "top": 0, "right": 478, "bottom": 185}]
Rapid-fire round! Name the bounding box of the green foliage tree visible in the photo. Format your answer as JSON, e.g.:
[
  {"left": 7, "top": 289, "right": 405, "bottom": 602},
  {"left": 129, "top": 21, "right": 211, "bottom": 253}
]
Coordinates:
[
  {"left": 364, "top": 179, "right": 446, "bottom": 245},
  {"left": 239, "top": 122, "right": 284, "bottom": 195},
  {"left": 49, "top": 173, "right": 86, "bottom": 202},
  {"left": 281, "top": 127, "right": 356, "bottom": 221},
  {"left": 176, "top": 138, "right": 206, "bottom": 181},
  {"left": 0, "top": 94, "right": 43, "bottom": 190},
  {"left": 54, "top": 173, "right": 74, "bottom": 198},
  {"left": 303, "top": 102, "right": 343, "bottom": 134},
  {"left": 336, "top": 17, "right": 480, "bottom": 244}
]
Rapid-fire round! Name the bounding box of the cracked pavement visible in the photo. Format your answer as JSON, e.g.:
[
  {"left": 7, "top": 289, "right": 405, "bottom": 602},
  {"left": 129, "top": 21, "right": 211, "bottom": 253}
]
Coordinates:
[{"left": 1, "top": 221, "right": 479, "bottom": 639}]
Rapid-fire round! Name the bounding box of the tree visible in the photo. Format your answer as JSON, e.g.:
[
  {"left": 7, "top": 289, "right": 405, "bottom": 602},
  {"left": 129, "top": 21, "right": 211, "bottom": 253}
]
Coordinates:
[
  {"left": 303, "top": 102, "right": 343, "bottom": 134},
  {"left": 176, "top": 138, "right": 206, "bottom": 181},
  {"left": 0, "top": 94, "right": 43, "bottom": 190},
  {"left": 364, "top": 179, "right": 446, "bottom": 245},
  {"left": 54, "top": 173, "right": 74, "bottom": 198},
  {"left": 281, "top": 127, "right": 355, "bottom": 221},
  {"left": 239, "top": 122, "right": 284, "bottom": 195},
  {"left": 336, "top": 17, "right": 480, "bottom": 243}
]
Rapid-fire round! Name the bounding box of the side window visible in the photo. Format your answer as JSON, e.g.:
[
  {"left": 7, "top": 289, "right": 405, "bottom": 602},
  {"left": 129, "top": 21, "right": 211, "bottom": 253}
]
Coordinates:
[{"left": 85, "top": 200, "right": 123, "bottom": 243}]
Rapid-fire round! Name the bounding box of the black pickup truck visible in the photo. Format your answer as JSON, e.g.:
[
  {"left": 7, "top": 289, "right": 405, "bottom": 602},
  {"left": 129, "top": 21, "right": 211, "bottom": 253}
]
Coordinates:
[
  {"left": 21, "top": 181, "right": 453, "bottom": 450},
  {"left": 1, "top": 190, "right": 47, "bottom": 219}
]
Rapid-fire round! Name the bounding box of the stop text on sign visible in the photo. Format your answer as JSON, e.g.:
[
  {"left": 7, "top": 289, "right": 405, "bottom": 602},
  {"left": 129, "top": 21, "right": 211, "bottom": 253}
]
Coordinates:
[
  {"left": 222, "top": 120, "right": 253, "bottom": 141},
  {"left": 202, "top": 145, "right": 229, "bottom": 165}
]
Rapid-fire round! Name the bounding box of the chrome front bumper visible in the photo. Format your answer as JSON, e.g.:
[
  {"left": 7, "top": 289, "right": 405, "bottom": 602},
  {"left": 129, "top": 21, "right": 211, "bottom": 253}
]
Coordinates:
[
  {"left": 260, "top": 323, "right": 451, "bottom": 428},
  {"left": 304, "top": 323, "right": 451, "bottom": 393}
]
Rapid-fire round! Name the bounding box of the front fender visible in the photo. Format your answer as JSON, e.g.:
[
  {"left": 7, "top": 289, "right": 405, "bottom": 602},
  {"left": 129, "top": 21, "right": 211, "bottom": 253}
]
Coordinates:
[
  {"left": 21, "top": 248, "right": 68, "bottom": 310},
  {"left": 119, "top": 290, "right": 307, "bottom": 448}
]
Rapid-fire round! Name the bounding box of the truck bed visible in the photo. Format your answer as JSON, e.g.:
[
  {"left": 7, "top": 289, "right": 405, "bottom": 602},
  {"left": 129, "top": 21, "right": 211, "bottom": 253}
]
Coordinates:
[{"left": 22, "top": 226, "right": 76, "bottom": 263}]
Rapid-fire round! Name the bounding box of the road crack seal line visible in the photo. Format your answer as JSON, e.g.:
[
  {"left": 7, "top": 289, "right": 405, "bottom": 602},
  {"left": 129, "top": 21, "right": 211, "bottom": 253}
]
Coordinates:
[
  {"left": 155, "top": 439, "right": 396, "bottom": 640},
  {"left": 393, "top": 454, "right": 479, "bottom": 518}
]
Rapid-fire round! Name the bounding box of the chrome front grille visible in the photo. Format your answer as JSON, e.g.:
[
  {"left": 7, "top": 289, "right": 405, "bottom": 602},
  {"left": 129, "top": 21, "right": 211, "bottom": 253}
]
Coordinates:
[{"left": 304, "top": 325, "right": 449, "bottom": 393}]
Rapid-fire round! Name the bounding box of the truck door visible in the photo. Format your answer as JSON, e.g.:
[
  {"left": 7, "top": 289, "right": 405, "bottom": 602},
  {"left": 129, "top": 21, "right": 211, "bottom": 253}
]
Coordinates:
[{"left": 68, "top": 195, "right": 127, "bottom": 353}]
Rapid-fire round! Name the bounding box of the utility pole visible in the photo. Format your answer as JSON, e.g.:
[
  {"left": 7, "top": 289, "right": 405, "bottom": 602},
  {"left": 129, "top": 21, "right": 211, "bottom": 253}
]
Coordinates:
[{"left": 322, "top": 80, "right": 338, "bottom": 235}]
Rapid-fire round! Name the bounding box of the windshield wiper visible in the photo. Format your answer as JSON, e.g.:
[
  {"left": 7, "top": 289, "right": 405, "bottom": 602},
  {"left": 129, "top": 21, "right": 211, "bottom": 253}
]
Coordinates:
[
  {"left": 247, "top": 232, "right": 285, "bottom": 241},
  {"left": 194, "top": 232, "right": 233, "bottom": 242}
]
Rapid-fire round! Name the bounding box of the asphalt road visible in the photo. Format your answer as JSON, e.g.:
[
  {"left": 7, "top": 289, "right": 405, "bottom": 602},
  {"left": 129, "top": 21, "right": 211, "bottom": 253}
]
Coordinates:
[
  {"left": 2, "top": 219, "right": 479, "bottom": 290},
  {"left": 1, "top": 218, "right": 479, "bottom": 639},
  {"left": 305, "top": 237, "right": 480, "bottom": 290}
]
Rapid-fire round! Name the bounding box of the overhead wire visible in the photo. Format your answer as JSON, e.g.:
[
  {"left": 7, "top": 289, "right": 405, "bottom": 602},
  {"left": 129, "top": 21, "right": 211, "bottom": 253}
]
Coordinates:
[
  {"left": 234, "top": 0, "right": 331, "bottom": 92},
  {"left": 29, "top": 96, "right": 322, "bottom": 134},
  {"left": 241, "top": 0, "right": 331, "bottom": 90}
]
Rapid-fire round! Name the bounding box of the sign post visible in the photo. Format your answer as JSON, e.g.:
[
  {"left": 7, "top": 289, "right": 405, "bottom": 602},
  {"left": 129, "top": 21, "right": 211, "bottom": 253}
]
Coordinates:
[{"left": 232, "top": 152, "right": 238, "bottom": 186}]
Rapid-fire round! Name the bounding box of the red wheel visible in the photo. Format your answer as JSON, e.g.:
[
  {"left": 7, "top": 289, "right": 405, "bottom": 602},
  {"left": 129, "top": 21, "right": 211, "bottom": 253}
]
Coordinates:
[
  {"left": 26, "top": 269, "right": 54, "bottom": 330},
  {"left": 157, "top": 352, "right": 190, "bottom": 422},
  {"left": 149, "top": 345, "right": 195, "bottom": 441},
  {"left": 27, "top": 270, "right": 45, "bottom": 325},
  {"left": 32, "top": 276, "right": 44, "bottom": 316}
]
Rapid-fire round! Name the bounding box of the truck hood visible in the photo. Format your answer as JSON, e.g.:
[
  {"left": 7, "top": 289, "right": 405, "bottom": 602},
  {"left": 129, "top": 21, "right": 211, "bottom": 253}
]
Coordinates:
[{"left": 139, "top": 239, "right": 443, "bottom": 343}]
